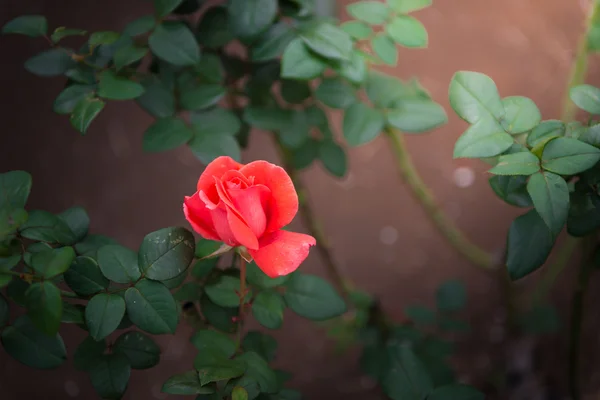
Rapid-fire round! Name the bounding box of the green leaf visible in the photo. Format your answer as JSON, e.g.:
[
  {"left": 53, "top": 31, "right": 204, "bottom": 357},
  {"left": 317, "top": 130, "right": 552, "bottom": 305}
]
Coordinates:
[
  {"left": 190, "top": 130, "right": 241, "bottom": 164},
  {"left": 315, "top": 77, "right": 356, "bottom": 109},
  {"left": 500, "top": 96, "right": 541, "bottom": 134},
  {"left": 75, "top": 234, "right": 117, "bottom": 258},
  {"left": 89, "top": 354, "right": 131, "bottom": 400},
  {"left": 281, "top": 80, "right": 311, "bottom": 104},
  {"left": 279, "top": 110, "right": 310, "bottom": 149},
  {"left": 336, "top": 50, "right": 368, "bottom": 84},
  {"left": 436, "top": 280, "right": 466, "bottom": 312},
  {"left": 244, "top": 107, "right": 292, "bottom": 131},
  {"left": 236, "top": 351, "right": 278, "bottom": 393},
  {"left": 74, "top": 336, "right": 106, "bottom": 371},
  {"left": 489, "top": 175, "right": 532, "bottom": 207},
  {"left": 0, "top": 170, "right": 31, "bottom": 215},
  {"left": 192, "top": 258, "right": 218, "bottom": 279},
  {"left": 123, "top": 15, "right": 156, "bottom": 37},
  {"left": 527, "top": 120, "right": 565, "bottom": 147},
  {"left": 252, "top": 291, "right": 285, "bottom": 329},
  {"left": 541, "top": 137, "right": 600, "bottom": 175},
  {"left": 507, "top": 209, "right": 555, "bottom": 280},
  {"left": 427, "top": 384, "right": 484, "bottom": 400},
  {"left": 2, "top": 15, "right": 47, "bottom": 37},
  {"left": 383, "top": 344, "right": 433, "bottom": 400},
  {"left": 246, "top": 261, "right": 290, "bottom": 288},
  {"left": 86, "top": 293, "right": 126, "bottom": 340},
  {"left": 341, "top": 21, "right": 373, "bottom": 40},
  {"left": 50, "top": 27, "right": 87, "bottom": 43},
  {"left": 155, "top": 0, "right": 184, "bottom": 17},
  {"left": 62, "top": 302, "right": 85, "bottom": 325},
  {"left": 300, "top": 22, "right": 353, "bottom": 61},
  {"left": 125, "top": 279, "right": 178, "bottom": 334},
  {"left": 526, "top": 171, "right": 569, "bottom": 235},
  {"left": 488, "top": 151, "right": 540, "bottom": 176},
  {"left": 113, "top": 331, "right": 160, "bottom": 369},
  {"left": 242, "top": 331, "right": 278, "bottom": 362},
  {"left": 205, "top": 275, "right": 244, "bottom": 307},
  {"left": 25, "top": 48, "right": 74, "bottom": 77},
  {"left": 366, "top": 71, "right": 412, "bottom": 108},
  {"left": 453, "top": 117, "right": 513, "bottom": 158},
  {"left": 200, "top": 293, "right": 238, "bottom": 333},
  {"left": 232, "top": 386, "right": 249, "bottom": 400},
  {"left": 343, "top": 102, "right": 385, "bottom": 146},
  {"left": 174, "top": 281, "right": 203, "bottom": 301},
  {"left": 319, "top": 140, "right": 347, "bottom": 178},
  {"left": 162, "top": 370, "right": 216, "bottom": 395},
  {"left": 252, "top": 22, "right": 296, "bottom": 62},
  {"left": 196, "top": 350, "right": 246, "bottom": 385},
  {"left": 98, "top": 70, "right": 144, "bottom": 100},
  {"left": 30, "top": 246, "right": 76, "bottom": 278},
  {"left": 59, "top": 206, "right": 90, "bottom": 241},
  {"left": 281, "top": 38, "right": 327, "bottom": 80},
  {"left": 404, "top": 305, "right": 435, "bottom": 325},
  {"left": 7, "top": 278, "right": 30, "bottom": 306},
  {"left": 136, "top": 77, "right": 175, "bottom": 118},
  {"left": 0, "top": 293, "right": 7, "bottom": 328},
  {"left": 228, "top": 0, "right": 278, "bottom": 38},
  {"left": 387, "top": 99, "right": 447, "bottom": 133},
  {"left": 25, "top": 282, "right": 62, "bottom": 335},
  {"left": 385, "top": 16, "right": 428, "bottom": 48},
  {"left": 1, "top": 315, "right": 66, "bottom": 369},
  {"left": 191, "top": 108, "right": 241, "bottom": 136},
  {"left": 149, "top": 22, "right": 200, "bottom": 66},
  {"left": 284, "top": 273, "right": 346, "bottom": 320},
  {"left": 579, "top": 124, "right": 600, "bottom": 147},
  {"left": 70, "top": 96, "right": 105, "bottom": 134},
  {"left": 371, "top": 34, "right": 398, "bottom": 65},
  {"left": 180, "top": 84, "right": 226, "bottom": 111},
  {"left": 143, "top": 117, "right": 193, "bottom": 152},
  {"left": 196, "top": 6, "right": 233, "bottom": 49},
  {"left": 138, "top": 226, "right": 195, "bottom": 281},
  {"left": 387, "top": 0, "right": 432, "bottom": 13},
  {"left": 570, "top": 84, "right": 600, "bottom": 114},
  {"left": 98, "top": 244, "right": 141, "bottom": 283},
  {"left": 54, "top": 85, "right": 96, "bottom": 115},
  {"left": 89, "top": 31, "right": 120, "bottom": 46},
  {"left": 449, "top": 71, "right": 505, "bottom": 124},
  {"left": 191, "top": 329, "right": 236, "bottom": 357},
  {"left": 347, "top": 1, "right": 391, "bottom": 25},
  {"left": 113, "top": 44, "right": 148, "bottom": 70}
]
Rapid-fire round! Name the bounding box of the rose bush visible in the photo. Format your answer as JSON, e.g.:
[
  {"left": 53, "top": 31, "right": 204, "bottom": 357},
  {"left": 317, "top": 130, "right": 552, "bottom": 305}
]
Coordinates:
[{"left": 183, "top": 156, "right": 316, "bottom": 277}]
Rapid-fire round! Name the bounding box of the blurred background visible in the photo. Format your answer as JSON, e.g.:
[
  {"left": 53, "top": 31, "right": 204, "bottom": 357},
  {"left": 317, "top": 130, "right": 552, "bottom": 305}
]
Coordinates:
[{"left": 0, "top": 0, "right": 596, "bottom": 399}]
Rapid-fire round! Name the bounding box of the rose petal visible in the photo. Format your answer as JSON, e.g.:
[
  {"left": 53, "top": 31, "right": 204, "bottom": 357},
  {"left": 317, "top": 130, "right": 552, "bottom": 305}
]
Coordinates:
[
  {"left": 210, "top": 205, "right": 237, "bottom": 247},
  {"left": 183, "top": 193, "right": 219, "bottom": 241},
  {"left": 197, "top": 156, "right": 243, "bottom": 192},
  {"left": 248, "top": 230, "right": 316, "bottom": 278},
  {"left": 226, "top": 207, "right": 259, "bottom": 250},
  {"left": 240, "top": 161, "right": 299, "bottom": 232},
  {"left": 228, "top": 184, "right": 270, "bottom": 238}
]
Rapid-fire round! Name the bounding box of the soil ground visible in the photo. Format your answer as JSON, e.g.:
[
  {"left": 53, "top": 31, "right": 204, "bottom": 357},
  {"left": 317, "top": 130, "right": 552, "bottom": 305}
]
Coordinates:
[{"left": 0, "top": 0, "right": 597, "bottom": 399}]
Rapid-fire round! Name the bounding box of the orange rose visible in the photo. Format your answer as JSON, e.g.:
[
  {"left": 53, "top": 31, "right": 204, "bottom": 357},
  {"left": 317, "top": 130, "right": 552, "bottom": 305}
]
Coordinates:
[{"left": 183, "top": 156, "right": 316, "bottom": 277}]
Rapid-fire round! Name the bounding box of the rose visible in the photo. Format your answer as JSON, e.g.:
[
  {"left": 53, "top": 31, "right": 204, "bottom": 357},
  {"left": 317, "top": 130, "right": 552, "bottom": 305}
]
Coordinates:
[{"left": 183, "top": 156, "right": 316, "bottom": 277}]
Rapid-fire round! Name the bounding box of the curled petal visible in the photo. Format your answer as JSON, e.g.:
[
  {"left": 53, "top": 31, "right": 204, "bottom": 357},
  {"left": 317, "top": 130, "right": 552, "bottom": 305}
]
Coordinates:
[
  {"left": 228, "top": 185, "right": 270, "bottom": 238},
  {"left": 226, "top": 207, "right": 259, "bottom": 250},
  {"left": 210, "top": 205, "right": 237, "bottom": 247},
  {"left": 240, "top": 161, "right": 299, "bottom": 232},
  {"left": 249, "top": 230, "right": 316, "bottom": 278},
  {"left": 183, "top": 194, "right": 219, "bottom": 241},
  {"left": 197, "top": 156, "right": 243, "bottom": 192}
]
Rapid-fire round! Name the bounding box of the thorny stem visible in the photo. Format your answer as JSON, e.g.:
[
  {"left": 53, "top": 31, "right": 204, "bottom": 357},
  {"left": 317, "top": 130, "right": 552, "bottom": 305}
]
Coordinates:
[
  {"left": 385, "top": 128, "right": 495, "bottom": 271},
  {"left": 562, "top": 0, "right": 600, "bottom": 122},
  {"left": 568, "top": 237, "right": 595, "bottom": 400},
  {"left": 273, "top": 140, "right": 354, "bottom": 303},
  {"left": 532, "top": 0, "right": 599, "bottom": 304},
  {"left": 236, "top": 256, "right": 247, "bottom": 347}
]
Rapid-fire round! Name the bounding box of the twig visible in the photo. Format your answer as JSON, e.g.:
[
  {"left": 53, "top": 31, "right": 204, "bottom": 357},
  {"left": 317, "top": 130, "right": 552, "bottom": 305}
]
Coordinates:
[{"left": 385, "top": 128, "right": 495, "bottom": 271}]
